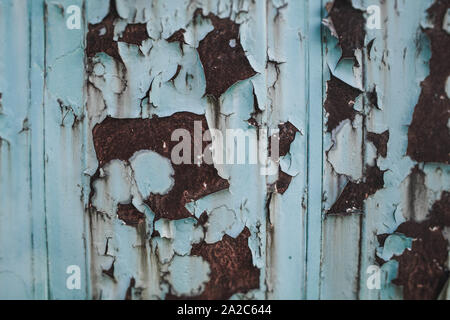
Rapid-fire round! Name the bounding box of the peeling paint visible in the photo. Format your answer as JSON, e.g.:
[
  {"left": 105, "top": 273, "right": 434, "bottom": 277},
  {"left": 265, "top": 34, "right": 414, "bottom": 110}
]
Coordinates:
[
  {"left": 367, "top": 130, "right": 389, "bottom": 158},
  {"left": 328, "top": 165, "right": 385, "bottom": 215},
  {"left": 91, "top": 113, "right": 229, "bottom": 220},
  {"left": 196, "top": 10, "right": 257, "bottom": 99},
  {"left": 407, "top": 0, "right": 450, "bottom": 164},
  {"left": 168, "top": 228, "right": 259, "bottom": 300},
  {"left": 324, "top": 74, "right": 363, "bottom": 132},
  {"left": 379, "top": 192, "right": 450, "bottom": 299},
  {"left": 1, "top": 0, "right": 449, "bottom": 301},
  {"left": 324, "top": 0, "right": 365, "bottom": 62}
]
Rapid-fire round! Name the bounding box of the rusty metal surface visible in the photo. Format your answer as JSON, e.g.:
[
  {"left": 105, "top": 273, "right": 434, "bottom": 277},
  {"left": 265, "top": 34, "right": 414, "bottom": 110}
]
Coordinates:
[{"left": 0, "top": 0, "right": 449, "bottom": 300}]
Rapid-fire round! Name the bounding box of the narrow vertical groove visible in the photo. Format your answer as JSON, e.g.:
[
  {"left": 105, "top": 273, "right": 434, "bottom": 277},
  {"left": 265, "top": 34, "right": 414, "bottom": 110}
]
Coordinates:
[
  {"left": 356, "top": 33, "right": 367, "bottom": 301},
  {"left": 27, "top": 0, "right": 36, "bottom": 299},
  {"left": 305, "top": 0, "right": 324, "bottom": 300},
  {"left": 43, "top": 0, "right": 50, "bottom": 300}
]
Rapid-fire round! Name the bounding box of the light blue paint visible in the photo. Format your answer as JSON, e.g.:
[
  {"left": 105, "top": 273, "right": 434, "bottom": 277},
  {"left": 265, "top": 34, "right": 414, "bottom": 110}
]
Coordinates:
[
  {"left": 376, "top": 234, "right": 413, "bottom": 262},
  {"left": 305, "top": 0, "right": 324, "bottom": 300},
  {"left": 130, "top": 150, "right": 174, "bottom": 197},
  {"left": 0, "top": 0, "right": 448, "bottom": 300}
]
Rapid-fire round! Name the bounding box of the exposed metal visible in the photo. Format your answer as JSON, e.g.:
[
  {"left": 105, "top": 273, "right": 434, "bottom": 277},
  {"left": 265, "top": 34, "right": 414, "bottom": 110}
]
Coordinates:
[{"left": 0, "top": 0, "right": 449, "bottom": 300}]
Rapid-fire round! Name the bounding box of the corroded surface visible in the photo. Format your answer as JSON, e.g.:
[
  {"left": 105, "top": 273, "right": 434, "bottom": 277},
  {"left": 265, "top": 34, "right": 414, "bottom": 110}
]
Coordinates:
[{"left": 0, "top": 0, "right": 449, "bottom": 301}]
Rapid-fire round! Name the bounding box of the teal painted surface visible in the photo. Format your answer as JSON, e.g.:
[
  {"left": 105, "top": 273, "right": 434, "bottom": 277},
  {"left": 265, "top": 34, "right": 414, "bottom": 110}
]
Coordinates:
[{"left": 0, "top": 0, "right": 448, "bottom": 300}]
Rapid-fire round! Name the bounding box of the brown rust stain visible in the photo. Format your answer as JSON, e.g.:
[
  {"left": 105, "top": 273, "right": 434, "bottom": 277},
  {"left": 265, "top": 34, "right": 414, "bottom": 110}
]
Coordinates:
[
  {"left": 197, "top": 211, "right": 209, "bottom": 226},
  {"left": 196, "top": 10, "right": 257, "bottom": 99},
  {"left": 407, "top": 0, "right": 450, "bottom": 164},
  {"left": 117, "top": 203, "right": 146, "bottom": 227},
  {"left": 324, "top": 74, "right": 363, "bottom": 132},
  {"left": 366, "top": 86, "right": 379, "bottom": 109},
  {"left": 167, "top": 227, "right": 260, "bottom": 300},
  {"left": 328, "top": 165, "right": 385, "bottom": 214},
  {"left": 166, "top": 28, "right": 186, "bottom": 44},
  {"left": 275, "top": 171, "right": 293, "bottom": 195},
  {"left": 167, "top": 28, "right": 187, "bottom": 53},
  {"left": 269, "top": 122, "right": 300, "bottom": 194},
  {"left": 86, "top": 0, "right": 149, "bottom": 62},
  {"left": 102, "top": 260, "right": 115, "bottom": 280},
  {"left": 387, "top": 192, "right": 450, "bottom": 300},
  {"left": 119, "top": 23, "right": 149, "bottom": 46},
  {"left": 91, "top": 112, "right": 229, "bottom": 221},
  {"left": 277, "top": 122, "right": 300, "bottom": 157},
  {"left": 125, "top": 277, "right": 136, "bottom": 300},
  {"left": 326, "top": 0, "right": 365, "bottom": 61},
  {"left": 367, "top": 130, "right": 389, "bottom": 158}
]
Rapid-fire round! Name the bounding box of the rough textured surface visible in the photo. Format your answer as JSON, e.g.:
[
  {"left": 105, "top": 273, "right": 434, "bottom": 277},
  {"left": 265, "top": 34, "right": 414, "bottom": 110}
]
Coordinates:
[
  {"left": 197, "top": 10, "right": 257, "bottom": 99},
  {"left": 324, "top": 74, "right": 362, "bottom": 132},
  {"left": 91, "top": 113, "right": 229, "bottom": 220},
  {"left": 1, "top": 0, "right": 449, "bottom": 301},
  {"left": 86, "top": 0, "right": 149, "bottom": 62},
  {"left": 275, "top": 171, "right": 294, "bottom": 195},
  {"left": 367, "top": 130, "right": 389, "bottom": 158},
  {"left": 117, "top": 203, "right": 146, "bottom": 227},
  {"left": 277, "top": 122, "right": 300, "bottom": 157},
  {"left": 270, "top": 122, "right": 300, "bottom": 194},
  {"left": 385, "top": 192, "right": 450, "bottom": 299},
  {"left": 326, "top": 0, "right": 365, "bottom": 61},
  {"left": 169, "top": 228, "right": 260, "bottom": 300},
  {"left": 407, "top": 0, "right": 450, "bottom": 164},
  {"left": 328, "top": 165, "right": 385, "bottom": 214}
]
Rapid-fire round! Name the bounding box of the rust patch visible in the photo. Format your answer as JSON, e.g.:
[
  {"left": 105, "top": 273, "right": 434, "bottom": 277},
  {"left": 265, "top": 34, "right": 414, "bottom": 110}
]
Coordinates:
[
  {"left": 167, "top": 28, "right": 187, "bottom": 53},
  {"left": 407, "top": 0, "right": 450, "bottom": 164},
  {"left": 269, "top": 121, "right": 300, "bottom": 157},
  {"left": 91, "top": 112, "right": 229, "bottom": 221},
  {"left": 196, "top": 10, "right": 257, "bottom": 99},
  {"left": 328, "top": 165, "right": 385, "bottom": 214},
  {"left": 276, "top": 171, "right": 293, "bottom": 195},
  {"left": 86, "top": 1, "right": 121, "bottom": 61},
  {"left": 167, "top": 28, "right": 186, "bottom": 44},
  {"left": 326, "top": 0, "right": 365, "bottom": 61},
  {"left": 102, "top": 260, "right": 115, "bottom": 280},
  {"left": 324, "top": 74, "right": 362, "bottom": 132},
  {"left": 367, "top": 38, "right": 375, "bottom": 60},
  {"left": 197, "top": 211, "right": 209, "bottom": 226},
  {"left": 86, "top": 0, "right": 149, "bottom": 62},
  {"left": 117, "top": 203, "right": 146, "bottom": 227},
  {"left": 366, "top": 86, "right": 379, "bottom": 109},
  {"left": 367, "top": 130, "right": 389, "bottom": 158},
  {"left": 270, "top": 122, "right": 300, "bottom": 194},
  {"left": 125, "top": 277, "right": 136, "bottom": 300},
  {"left": 389, "top": 192, "right": 450, "bottom": 300},
  {"left": 119, "top": 23, "right": 149, "bottom": 46},
  {"left": 277, "top": 122, "right": 300, "bottom": 157},
  {"left": 168, "top": 228, "right": 259, "bottom": 300}
]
